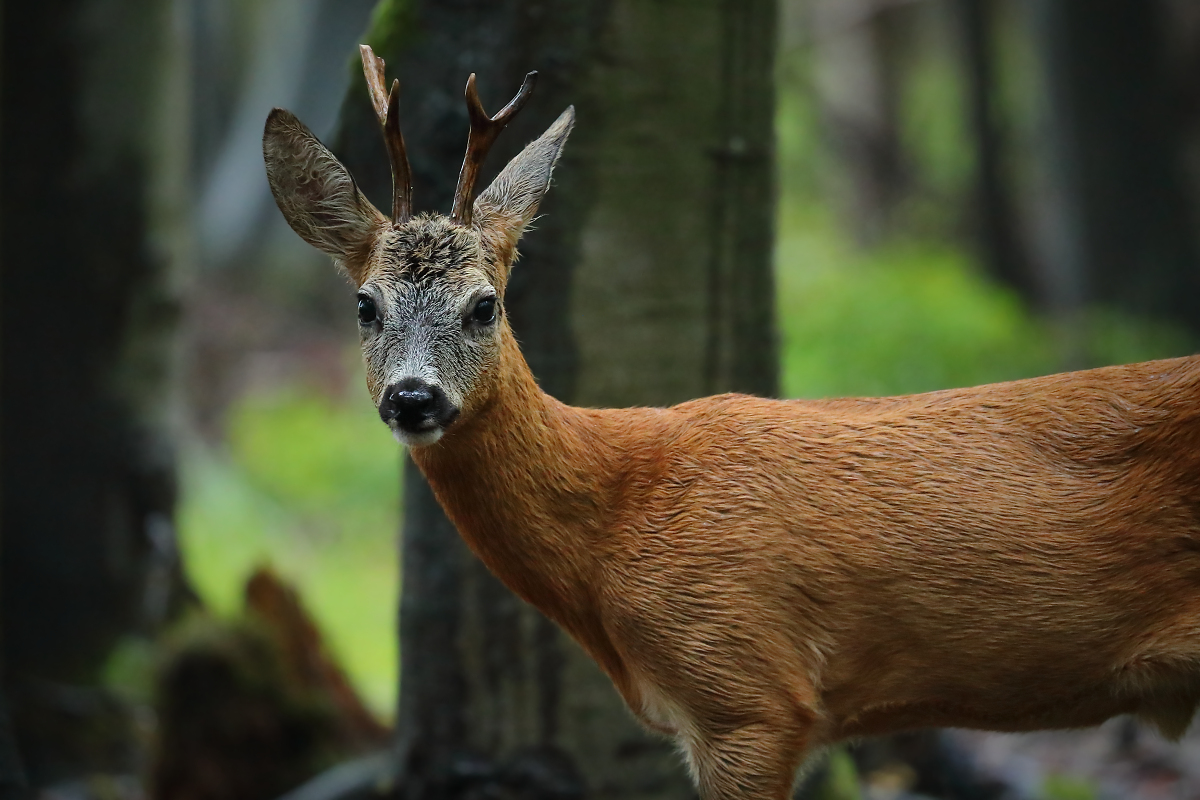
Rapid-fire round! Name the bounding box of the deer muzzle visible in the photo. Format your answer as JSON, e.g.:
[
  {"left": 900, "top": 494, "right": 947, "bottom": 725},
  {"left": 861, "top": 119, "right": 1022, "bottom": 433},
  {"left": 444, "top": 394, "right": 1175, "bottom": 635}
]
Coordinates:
[{"left": 379, "top": 377, "right": 460, "bottom": 443}]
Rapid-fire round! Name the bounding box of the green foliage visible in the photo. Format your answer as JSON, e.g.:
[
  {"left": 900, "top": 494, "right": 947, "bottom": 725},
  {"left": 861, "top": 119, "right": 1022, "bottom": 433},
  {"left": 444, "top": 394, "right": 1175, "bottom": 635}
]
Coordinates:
[
  {"left": 775, "top": 51, "right": 828, "bottom": 204},
  {"left": 228, "top": 389, "right": 399, "bottom": 520},
  {"left": 774, "top": 200, "right": 1195, "bottom": 401},
  {"left": 776, "top": 23, "right": 1054, "bottom": 402},
  {"left": 102, "top": 635, "right": 160, "bottom": 706},
  {"left": 1080, "top": 307, "right": 1194, "bottom": 367},
  {"left": 902, "top": 44, "right": 971, "bottom": 197},
  {"left": 775, "top": 26, "right": 1193, "bottom": 402},
  {"left": 815, "top": 747, "right": 864, "bottom": 800},
  {"left": 776, "top": 203, "right": 1058, "bottom": 399},
  {"left": 897, "top": 20, "right": 973, "bottom": 237},
  {"left": 1042, "top": 774, "right": 1097, "bottom": 800},
  {"left": 177, "top": 387, "right": 400, "bottom": 715}
]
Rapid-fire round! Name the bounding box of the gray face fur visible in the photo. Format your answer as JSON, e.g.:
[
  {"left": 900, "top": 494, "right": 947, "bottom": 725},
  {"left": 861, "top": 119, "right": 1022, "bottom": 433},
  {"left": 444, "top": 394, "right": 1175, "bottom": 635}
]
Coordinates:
[
  {"left": 358, "top": 218, "right": 498, "bottom": 445},
  {"left": 263, "top": 103, "right": 574, "bottom": 447}
]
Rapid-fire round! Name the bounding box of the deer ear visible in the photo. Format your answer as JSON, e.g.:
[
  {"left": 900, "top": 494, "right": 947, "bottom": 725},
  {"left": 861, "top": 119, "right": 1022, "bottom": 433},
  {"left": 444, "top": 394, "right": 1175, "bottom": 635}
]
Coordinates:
[
  {"left": 474, "top": 106, "right": 575, "bottom": 243},
  {"left": 263, "top": 108, "right": 386, "bottom": 283}
]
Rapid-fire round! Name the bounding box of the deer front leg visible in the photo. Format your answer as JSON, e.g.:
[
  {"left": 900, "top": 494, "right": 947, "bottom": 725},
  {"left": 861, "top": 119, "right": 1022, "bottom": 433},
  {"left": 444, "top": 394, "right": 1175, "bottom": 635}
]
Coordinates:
[{"left": 683, "top": 718, "right": 814, "bottom": 800}]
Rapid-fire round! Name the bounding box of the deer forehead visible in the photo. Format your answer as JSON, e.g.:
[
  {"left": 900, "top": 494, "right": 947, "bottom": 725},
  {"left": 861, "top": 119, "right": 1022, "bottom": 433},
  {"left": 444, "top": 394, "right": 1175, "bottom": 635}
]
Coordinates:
[{"left": 362, "top": 214, "right": 493, "bottom": 291}]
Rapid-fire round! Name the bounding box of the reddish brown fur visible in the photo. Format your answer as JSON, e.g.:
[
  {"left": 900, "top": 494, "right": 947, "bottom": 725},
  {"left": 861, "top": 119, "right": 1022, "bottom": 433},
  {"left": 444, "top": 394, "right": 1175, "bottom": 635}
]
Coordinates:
[
  {"left": 413, "top": 323, "right": 1200, "bottom": 798},
  {"left": 264, "top": 62, "right": 1200, "bottom": 799}
]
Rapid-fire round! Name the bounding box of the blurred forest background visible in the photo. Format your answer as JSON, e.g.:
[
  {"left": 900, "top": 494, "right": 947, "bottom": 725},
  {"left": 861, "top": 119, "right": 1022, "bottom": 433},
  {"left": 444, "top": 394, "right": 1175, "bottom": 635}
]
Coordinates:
[{"left": 3, "top": 0, "right": 1200, "bottom": 799}]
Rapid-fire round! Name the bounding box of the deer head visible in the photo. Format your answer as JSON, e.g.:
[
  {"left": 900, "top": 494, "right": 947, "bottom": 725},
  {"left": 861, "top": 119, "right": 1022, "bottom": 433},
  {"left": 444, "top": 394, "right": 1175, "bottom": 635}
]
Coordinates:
[{"left": 263, "top": 46, "right": 574, "bottom": 446}]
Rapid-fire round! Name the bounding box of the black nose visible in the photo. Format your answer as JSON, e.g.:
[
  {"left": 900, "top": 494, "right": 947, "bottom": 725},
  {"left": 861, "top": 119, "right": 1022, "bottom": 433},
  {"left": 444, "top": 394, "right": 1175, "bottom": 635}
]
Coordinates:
[{"left": 379, "top": 378, "right": 458, "bottom": 432}]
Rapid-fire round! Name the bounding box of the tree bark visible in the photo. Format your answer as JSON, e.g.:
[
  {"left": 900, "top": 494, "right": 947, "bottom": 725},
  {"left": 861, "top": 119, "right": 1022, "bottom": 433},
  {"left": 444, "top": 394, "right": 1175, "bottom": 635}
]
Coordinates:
[
  {"left": 807, "top": 0, "right": 909, "bottom": 246},
  {"left": 327, "top": 1, "right": 778, "bottom": 798},
  {"left": 573, "top": 0, "right": 779, "bottom": 407},
  {"left": 953, "top": 0, "right": 1034, "bottom": 301},
  {"left": 0, "top": 0, "right": 188, "bottom": 785},
  {"left": 334, "top": 3, "right": 615, "bottom": 797},
  {"left": 1028, "top": 0, "right": 1200, "bottom": 339}
]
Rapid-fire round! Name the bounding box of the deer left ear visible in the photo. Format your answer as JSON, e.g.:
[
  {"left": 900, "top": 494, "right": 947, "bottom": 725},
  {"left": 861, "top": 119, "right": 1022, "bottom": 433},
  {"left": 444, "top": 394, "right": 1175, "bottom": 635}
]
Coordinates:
[
  {"left": 474, "top": 106, "right": 575, "bottom": 247},
  {"left": 263, "top": 108, "right": 386, "bottom": 284}
]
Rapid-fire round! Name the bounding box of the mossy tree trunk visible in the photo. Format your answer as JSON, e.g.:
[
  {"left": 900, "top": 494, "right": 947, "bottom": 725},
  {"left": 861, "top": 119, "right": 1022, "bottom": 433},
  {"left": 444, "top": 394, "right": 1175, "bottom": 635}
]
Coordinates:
[{"left": 333, "top": 1, "right": 777, "bottom": 798}]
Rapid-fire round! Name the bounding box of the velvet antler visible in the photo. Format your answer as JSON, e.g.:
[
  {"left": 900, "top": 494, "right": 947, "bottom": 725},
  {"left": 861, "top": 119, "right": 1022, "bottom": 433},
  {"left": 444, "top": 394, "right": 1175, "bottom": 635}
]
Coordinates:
[
  {"left": 451, "top": 71, "right": 537, "bottom": 227},
  {"left": 359, "top": 45, "right": 413, "bottom": 224}
]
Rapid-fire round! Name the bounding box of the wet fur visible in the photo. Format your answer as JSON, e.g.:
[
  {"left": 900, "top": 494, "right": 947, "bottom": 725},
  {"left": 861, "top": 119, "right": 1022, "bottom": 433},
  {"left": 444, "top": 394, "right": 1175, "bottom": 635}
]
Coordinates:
[{"left": 265, "top": 92, "right": 1200, "bottom": 800}]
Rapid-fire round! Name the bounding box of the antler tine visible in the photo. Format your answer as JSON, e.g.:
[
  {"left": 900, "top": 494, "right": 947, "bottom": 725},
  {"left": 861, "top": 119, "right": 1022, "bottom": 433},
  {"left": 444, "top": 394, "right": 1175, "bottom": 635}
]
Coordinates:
[
  {"left": 359, "top": 45, "right": 413, "bottom": 223},
  {"left": 359, "top": 45, "right": 389, "bottom": 124},
  {"left": 383, "top": 80, "right": 413, "bottom": 222},
  {"left": 451, "top": 70, "right": 538, "bottom": 226}
]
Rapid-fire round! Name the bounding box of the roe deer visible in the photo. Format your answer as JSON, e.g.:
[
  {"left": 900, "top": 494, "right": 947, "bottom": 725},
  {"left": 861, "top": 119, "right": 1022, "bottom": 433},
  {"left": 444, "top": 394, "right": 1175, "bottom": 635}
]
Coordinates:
[{"left": 263, "top": 46, "right": 1200, "bottom": 800}]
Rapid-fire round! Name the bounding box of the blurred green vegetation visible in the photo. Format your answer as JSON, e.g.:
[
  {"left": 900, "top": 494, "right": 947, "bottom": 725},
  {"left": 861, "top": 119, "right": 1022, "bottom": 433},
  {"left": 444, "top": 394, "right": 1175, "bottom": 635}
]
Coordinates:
[
  {"left": 775, "top": 201, "right": 1193, "bottom": 400},
  {"left": 178, "top": 389, "right": 400, "bottom": 716},
  {"left": 1042, "top": 774, "right": 1097, "bottom": 800},
  {"left": 815, "top": 748, "right": 864, "bottom": 800},
  {"left": 777, "top": 204, "right": 1055, "bottom": 398},
  {"left": 775, "top": 35, "right": 1192, "bottom": 403}
]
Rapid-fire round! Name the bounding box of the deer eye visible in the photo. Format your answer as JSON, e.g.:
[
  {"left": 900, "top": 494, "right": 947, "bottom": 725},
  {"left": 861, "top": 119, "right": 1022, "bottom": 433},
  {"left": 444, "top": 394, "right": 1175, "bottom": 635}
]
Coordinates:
[
  {"left": 357, "top": 294, "right": 378, "bottom": 324},
  {"left": 471, "top": 296, "right": 497, "bottom": 325}
]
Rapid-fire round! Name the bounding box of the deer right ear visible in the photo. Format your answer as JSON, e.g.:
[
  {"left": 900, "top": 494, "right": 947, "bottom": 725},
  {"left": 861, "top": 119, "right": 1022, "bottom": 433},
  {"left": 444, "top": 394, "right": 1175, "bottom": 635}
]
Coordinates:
[
  {"left": 263, "top": 108, "right": 386, "bottom": 284},
  {"left": 474, "top": 106, "right": 575, "bottom": 250}
]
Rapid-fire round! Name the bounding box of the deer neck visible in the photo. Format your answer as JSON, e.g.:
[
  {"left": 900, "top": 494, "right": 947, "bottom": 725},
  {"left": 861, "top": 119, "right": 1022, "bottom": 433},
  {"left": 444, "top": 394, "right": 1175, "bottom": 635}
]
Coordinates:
[{"left": 408, "top": 327, "right": 616, "bottom": 629}]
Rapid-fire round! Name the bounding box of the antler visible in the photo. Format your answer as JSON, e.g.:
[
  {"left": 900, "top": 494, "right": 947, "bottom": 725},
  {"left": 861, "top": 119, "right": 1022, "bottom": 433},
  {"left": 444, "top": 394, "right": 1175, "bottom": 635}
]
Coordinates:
[
  {"left": 451, "top": 71, "right": 538, "bottom": 227},
  {"left": 359, "top": 45, "right": 413, "bottom": 224}
]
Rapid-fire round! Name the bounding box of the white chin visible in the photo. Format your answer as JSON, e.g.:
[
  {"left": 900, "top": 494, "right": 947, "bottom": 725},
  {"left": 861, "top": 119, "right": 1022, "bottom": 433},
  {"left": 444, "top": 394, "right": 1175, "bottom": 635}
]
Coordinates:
[{"left": 392, "top": 426, "right": 444, "bottom": 447}]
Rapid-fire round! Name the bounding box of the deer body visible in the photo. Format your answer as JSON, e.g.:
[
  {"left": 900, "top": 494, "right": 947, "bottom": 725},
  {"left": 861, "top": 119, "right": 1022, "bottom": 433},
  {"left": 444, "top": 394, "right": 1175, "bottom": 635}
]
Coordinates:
[
  {"left": 419, "top": 327, "right": 1200, "bottom": 794},
  {"left": 264, "top": 49, "right": 1200, "bottom": 800}
]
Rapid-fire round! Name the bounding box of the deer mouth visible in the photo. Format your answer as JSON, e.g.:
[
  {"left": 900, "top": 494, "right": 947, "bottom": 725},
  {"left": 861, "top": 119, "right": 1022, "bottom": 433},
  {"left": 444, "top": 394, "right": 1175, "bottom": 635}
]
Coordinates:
[
  {"left": 391, "top": 424, "right": 445, "bottom": 447},
  {"left": 388, "top": 408, "right": 460, "bottom": 447}
]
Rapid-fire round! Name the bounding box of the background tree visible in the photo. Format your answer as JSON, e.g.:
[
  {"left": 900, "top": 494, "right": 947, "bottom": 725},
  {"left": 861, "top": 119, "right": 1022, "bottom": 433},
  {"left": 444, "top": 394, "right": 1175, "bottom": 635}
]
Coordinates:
[
  {"left": 327, "top": 1, "right": 778, "bottom": 797},
  {"left": 1027, "top": 0, "right": 1200, "bottom": 349},
  {"left": 952, "top": 0, "right": 1032, "bottom": 300},
  {"left": 805, "top": 0, "right": 911, "bottom": 246},
  {"left": 0, "top": 0, "right": 189, "bottom": 786}
]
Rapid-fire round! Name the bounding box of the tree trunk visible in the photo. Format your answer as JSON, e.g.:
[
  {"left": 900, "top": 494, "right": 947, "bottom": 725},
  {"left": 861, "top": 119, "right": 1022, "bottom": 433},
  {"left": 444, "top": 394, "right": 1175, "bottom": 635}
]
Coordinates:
[
  {"left": 1028, "top": 0, "right": 1200, "bottom": 341},
  {"left": 327, "top": 1, "right": 778, "bottom": 798},
  {"left": 0, "top": 0, "right": 188, "bottom": 785},
  {"left": 573, "top": 0, "right": 779, "bottom": 407},
  {"left": 807, "top": 0, "right": 909, "bottom": 245},
  {"left": 953, "top": 0, "right": 1034, "bottom": 301}
]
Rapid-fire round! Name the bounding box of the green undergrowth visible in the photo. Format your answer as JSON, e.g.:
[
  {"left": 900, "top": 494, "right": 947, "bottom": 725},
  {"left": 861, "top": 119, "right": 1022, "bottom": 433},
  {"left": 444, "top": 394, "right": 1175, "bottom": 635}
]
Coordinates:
[
  {"left": 177, "top": 387, "right": 401, "bottom": 716},
  {"left": 773, "top": 29, "right": 1192, "bottom": 402},
  {"left": 815, "top": 747, "right": 864, "bottom": 800},
  {"left": 776, "top": 204, "right": 1053, "bottom": 398},
  {"left": 774, "top": 202, "right": 1194, "bottom": 400},
  {"left": 1042, "top": 774, "right": 1097, "bottom": 800}
]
